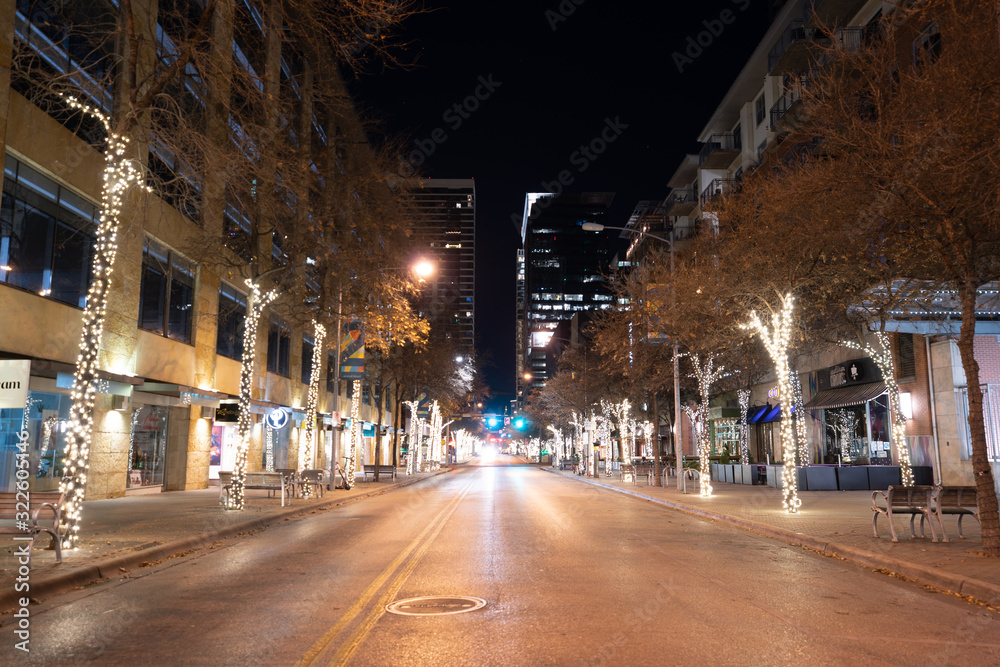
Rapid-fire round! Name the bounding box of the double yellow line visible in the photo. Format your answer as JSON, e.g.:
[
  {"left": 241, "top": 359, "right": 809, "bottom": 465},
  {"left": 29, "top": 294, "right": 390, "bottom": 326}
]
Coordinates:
[{"left": 298, "top": 472, "right": 478, "bottom": 666}]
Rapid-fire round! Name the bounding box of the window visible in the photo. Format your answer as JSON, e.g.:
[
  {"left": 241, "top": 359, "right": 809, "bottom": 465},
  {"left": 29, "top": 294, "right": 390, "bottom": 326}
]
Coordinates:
[
  {"left": 755, "top": 94, "right": 766, "bottom": 126},
  {"left": 0, "top": 154, "right": 96, "bottom": 307},
  {"left": 138, "top": 238, "right": 195, "bottom": 343},
  {"left": 267, "top": 320, "right": 290, "bottom": 376},
  {"left": 896, "top": 333, "right": 916, "bottom": 381},
  {"left": 301, "top": 336, "right": 314, "bottom": 384},
  {"left": 913, "top": 22, "right": 941, "bottom": 74},
  {"left": 216, "top": 283, "right": 246, "bottom": 360}
]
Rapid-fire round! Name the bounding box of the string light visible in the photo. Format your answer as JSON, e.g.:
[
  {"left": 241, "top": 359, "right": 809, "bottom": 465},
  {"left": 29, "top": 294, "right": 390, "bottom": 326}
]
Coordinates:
[
  {"left": 547, "top": 425, "right": 563, "bottom": 466},
  {"left": 689, "top": 353, "right": 726, "bottom": 498},
  {"left": 227, "top": 280, "right": 278, "bottom": 510},
  {"left": 264, "top": 424, "right": 274, "bottom": 472},
  {"left": 403, "top": 401, "right": 418, "bottom": 474},
  {"left": 737, "top": 389, "right": 750, "bottom": 465},
  {"left": 344, "top": 379, "right": 362, "bottom": 489},
  {"left": 743, "top": 293, "right": 801, "bottom": 513},
  {"left": 299, "top": 320, "right": 327, "bottom": 496},
  {"left": 791, "top": 373, "right": 810, "bottom": 464},
  {"left": 842, "top": 332, "right": 914, "bottom": 486},
  {"left": 59, "top": 96, "right": 152, "bottom": 546}
]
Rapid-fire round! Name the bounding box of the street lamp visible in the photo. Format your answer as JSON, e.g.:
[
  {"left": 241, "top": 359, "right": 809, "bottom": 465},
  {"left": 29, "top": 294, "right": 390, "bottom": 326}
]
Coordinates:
[
  {"left": 332, "top": 258, "right": 435, "bottom": 488},
  {"left": 580, "top": 217, "right": 682, "bottom": 490}
]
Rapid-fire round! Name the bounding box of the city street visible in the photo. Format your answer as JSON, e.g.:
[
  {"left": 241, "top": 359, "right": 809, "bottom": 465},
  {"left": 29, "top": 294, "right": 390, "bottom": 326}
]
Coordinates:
[{"left": 7, "top": 458, "right": 1000, "bottom": 666}]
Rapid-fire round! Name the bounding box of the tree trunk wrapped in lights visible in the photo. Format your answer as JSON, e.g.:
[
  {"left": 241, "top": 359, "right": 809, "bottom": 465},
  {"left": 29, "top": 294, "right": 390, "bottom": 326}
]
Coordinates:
[
  {"left": 299, "top": 320, "right": 327, "bottom": 496},
  {"left": 843, "top": 332, "right": 914, "bottom": 485},
  {"left": 744, "top": 293, "right": 801, "bottom": 513},
  {"left": 737, "top": 389, "right": 750, "bottom": 465},
  {"left": 227, "top": 281, "right": 278, "bottom": 510},
  {"left": 547, "top": 425, "right": 563, "bottom": 467},
  {"left": 343, "top": 379, "right": 362, "bottom": 489},
  {"left": 58, "top": 98, "right": 151, "bottom": 544},
  {"left": 403, "top": 401, "right": 419, "bottom": 474},
  {"left": 689, "top": 353, "right": 726, "bottom": 498},
  {"left": 791, "top": 373, "right": 810, "bottom": 465}
]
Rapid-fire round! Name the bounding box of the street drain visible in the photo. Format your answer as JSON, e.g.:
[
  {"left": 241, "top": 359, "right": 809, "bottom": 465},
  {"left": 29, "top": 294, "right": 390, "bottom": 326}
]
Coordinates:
[{"left": 385, "top": 596, "right": 487, "bottom": 616}]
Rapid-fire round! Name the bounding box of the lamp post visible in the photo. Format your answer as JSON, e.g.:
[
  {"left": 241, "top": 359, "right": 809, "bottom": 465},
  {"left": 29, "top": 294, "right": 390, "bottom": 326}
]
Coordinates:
[
  {"left": 580, "top": 218, "right": 682, "bottom": 490},
  {"left": 331, "top": 259, "right": 434, "bottom": 489}
]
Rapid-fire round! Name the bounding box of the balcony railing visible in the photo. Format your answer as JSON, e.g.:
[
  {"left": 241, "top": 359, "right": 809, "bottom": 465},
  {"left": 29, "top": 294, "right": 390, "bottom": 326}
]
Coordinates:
[
  {"left": 699, "top": 178, "right": 738, "bottom": 209},
  {"left": 768, "top": 20, "right": 829, "bottom": 75},
  {"left": 666, "top": 188, "right": 697, "bottom": 216},
  {"left": 699, "top": 133, "right": 741, "bottom": 169}
]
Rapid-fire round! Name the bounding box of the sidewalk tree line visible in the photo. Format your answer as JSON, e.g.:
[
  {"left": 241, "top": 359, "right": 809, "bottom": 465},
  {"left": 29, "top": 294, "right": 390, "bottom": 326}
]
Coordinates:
[
  {"left": 527, "top": 0, "right": 1000, "bottom": 555},
  {"left": 7, "top": 0, "right": 484, "bottom": 536}
]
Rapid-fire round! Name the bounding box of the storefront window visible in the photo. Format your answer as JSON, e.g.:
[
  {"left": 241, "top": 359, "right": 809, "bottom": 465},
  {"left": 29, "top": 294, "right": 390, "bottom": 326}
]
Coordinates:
[
  {"left": 0, "top": 390, "right": 72, "bottom": 493},
  {"left": 128, "top": 405, "right": 169, "bottom": 488}
]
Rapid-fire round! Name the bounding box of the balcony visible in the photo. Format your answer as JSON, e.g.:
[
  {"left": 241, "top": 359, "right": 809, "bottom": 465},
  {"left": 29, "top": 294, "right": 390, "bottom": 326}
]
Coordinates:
[
  {"left": 699, "top": 133, "right": 741, "bottom": 169},
  {"left": 769, "top": 72, "right": 813, "bottom": 131},
  {"left": 666, "top": 188, "right": 697, "bottom": 216},
  {"left": 700, "top": 178, "right": 738, "bottom": 209},
  {"left": 768, "top": 20, "right": 828, "bottom": 76},
  {"left": 808, "top": 0, "right": 870, "bottom": 30}
]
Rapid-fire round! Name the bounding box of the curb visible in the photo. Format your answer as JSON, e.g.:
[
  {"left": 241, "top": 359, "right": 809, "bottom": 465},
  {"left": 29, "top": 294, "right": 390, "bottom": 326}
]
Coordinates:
[
  {"left": 541, "top": 467, "right": 1000, "bottom": 608},
  {"left": 1, "top": 469, "right": 450, "bottom": 612}
]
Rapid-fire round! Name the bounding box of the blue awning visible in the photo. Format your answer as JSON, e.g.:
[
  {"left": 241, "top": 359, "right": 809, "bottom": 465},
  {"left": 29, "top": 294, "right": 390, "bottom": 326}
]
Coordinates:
[
  {"left": 745, "top": 405, "right": 769, "bottom": 424},
  {"left": 760, "top": 404, "right": 783, "bottom": 423}
]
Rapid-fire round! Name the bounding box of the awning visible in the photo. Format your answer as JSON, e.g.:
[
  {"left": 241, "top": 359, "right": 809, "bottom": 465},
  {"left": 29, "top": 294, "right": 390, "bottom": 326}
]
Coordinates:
[
  {"left": 803, "top": 381, "right": 887, "bottom": 411},
  {"left": 744, "top": 405, "right": 769, "bottom": 424},
  {"left": 760, "top": 404, "right": 783, "bottom": 423}
]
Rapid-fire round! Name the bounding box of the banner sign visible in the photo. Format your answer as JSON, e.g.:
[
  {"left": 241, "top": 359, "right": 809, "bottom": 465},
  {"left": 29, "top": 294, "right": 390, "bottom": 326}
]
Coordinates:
[
  {"left": 0, "top": 359, "right": 31, "bottom": 408},
  {"left": 416, "top": 390, "right": 431, "bottom": 420},
  {"left": 340, "top": 318, "right": 365, "bottom": 380},
  {"left": 646, "top": 284, "right": 671, "bottom": 345}
]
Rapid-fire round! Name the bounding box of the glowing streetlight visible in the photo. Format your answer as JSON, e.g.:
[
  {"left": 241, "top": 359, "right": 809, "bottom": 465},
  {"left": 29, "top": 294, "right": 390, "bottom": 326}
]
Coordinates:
[{"left": 412, "top": 259, "right": 435, "bottom": 280}]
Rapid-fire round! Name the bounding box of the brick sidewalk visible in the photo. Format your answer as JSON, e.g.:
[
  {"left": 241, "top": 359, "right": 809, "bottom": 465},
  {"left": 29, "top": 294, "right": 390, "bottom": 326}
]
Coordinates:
[
  {"left": 544, "top": 467, "right": 1000, "bottom": 607},
  {"left": 0, "top": 469, "right": 448, "bottom": 610}
]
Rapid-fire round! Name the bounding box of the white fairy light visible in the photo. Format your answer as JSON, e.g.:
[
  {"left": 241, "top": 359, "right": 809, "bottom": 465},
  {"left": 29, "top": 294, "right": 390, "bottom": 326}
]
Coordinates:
[
  {"left": 791, "top": 373, "right": 810, "bottom": 464},
  {"left": 689, "top": 353, "right": 726, "bottom": 498},
  {"left": 737, "top": 389, "right": 750, "bottom": 465},
  {"left": 403, "top": 401, "right": 419, "bottom": 474},
  {"left": 344, "top": 379, "right": 362, "bottom": 489},
  {"left": 59, "top": 96, "right": 153, "bottom": 546},
  {"left": 300, "top": 320, "right": 327, "bottom": 496},
  {"left": 842, "top": 332, "right": 914, "bottom": 486},
  {"left": 227, "top": 280, "right": 278, "bottom": 510},
  {"left": 743, "top": 293, "right": 802, "bottom": 513}
]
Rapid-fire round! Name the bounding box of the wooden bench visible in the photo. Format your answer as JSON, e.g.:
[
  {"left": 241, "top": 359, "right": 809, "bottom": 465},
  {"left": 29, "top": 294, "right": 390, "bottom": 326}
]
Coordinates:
[
  {"left": 0, "top": 490, "right": 65, "bottom": 568},
  {"left": 363, "top": 465, "right": 397, "bottom": 481},
  {"left": 933, "top": 486, "right": 980, "bottom": 542},
  {"left": 558, "top": 459, "right": 576, "bottom": 471},
  {"left": 218, "top": 471, "right": 292, "bottom": 507},
  {"left": 872, "top": 485, "right": 937, "bottom": 542}
]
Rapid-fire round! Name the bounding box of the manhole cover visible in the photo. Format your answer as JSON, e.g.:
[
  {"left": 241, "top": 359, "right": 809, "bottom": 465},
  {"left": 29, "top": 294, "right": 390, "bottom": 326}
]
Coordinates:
[{"left": 385, "top": 595, "right": 487, "bottom": 616}]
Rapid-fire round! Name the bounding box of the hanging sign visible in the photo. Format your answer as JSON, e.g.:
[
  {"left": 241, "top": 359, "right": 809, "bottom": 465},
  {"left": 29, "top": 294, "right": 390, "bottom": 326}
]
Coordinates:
[
  {"left": 0, "top": 359, "right": 31, "bottom": 408},
  {"left": 266, "top": 408, "right": 289, "bottom": 430},
  {"left": 340, "top": 318, "right": 365, "bottom": 380}
]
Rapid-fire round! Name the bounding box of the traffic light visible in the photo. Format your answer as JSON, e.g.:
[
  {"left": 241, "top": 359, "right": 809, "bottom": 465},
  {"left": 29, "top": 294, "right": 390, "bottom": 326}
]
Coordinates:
[
  {"left": 487, "top": 416, "right": 499, "bottom": 428},
  {"left": 514, "top": 418, "right": 526, "bottom": 430}
]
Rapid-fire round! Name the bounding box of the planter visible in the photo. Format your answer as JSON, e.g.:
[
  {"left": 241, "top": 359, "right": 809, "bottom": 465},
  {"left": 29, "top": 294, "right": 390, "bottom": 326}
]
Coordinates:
[
  {"left": 732, "top": 465, "right": 743, "bottom": 484},
  {"left": 766, "top": 465, "right": 780, "bottom": 488},
  {"left": 804, "top": 465, "right": 838, "bottom": 491},
  {"left": 721, "top": 464, "right": 733, "bottom": 483},
  {"left": 836, "top": 466, "right": 868, "bottom": 491},
  {"left": 711, "top": 463, "right": 720, "bottom": 481},
  {"left": 737, "top": 464, "right": 755, "bottom": 485},
  {"left": 867, "top": 465, "right": 902, "bottom": 490}
]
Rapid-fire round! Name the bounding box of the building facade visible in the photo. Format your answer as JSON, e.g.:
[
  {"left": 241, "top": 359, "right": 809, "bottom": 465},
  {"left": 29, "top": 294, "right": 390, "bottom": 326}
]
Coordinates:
[
  {"left": 409, "top": 178, "right": 476, "bottom": 360},
  {"left": 516, "top": 192, "right": 614, "bottom": 407}
]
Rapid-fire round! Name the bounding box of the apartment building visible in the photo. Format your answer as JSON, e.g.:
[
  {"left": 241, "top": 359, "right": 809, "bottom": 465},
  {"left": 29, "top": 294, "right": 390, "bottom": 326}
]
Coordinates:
[{"left": 0, "top": 0, "right": 398, "bottom": 499}]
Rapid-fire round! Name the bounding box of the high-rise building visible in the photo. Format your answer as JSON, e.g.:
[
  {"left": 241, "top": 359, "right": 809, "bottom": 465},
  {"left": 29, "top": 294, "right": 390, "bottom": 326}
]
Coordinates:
[
  {"left": 516, "top": 192, "right": 614, "bottom": 406},
  {"left": 409, "top": 179, "right": 476, "bottom": 359}
]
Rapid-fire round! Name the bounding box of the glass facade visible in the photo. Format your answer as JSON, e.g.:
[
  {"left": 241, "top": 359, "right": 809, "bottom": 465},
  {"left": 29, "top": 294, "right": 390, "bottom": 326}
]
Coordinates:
[
  {"left": 0, "top": 390, "right": 73, "bottom": 493},
  {"left": 128, "top": 405, "right": 169, "bottom": 488}
]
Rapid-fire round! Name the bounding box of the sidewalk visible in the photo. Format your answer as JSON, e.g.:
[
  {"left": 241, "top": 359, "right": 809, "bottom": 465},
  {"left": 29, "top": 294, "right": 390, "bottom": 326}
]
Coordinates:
[
  {"left": 543, "top": 467, "right": 1000, "bottom": 608},
  {"left": 0, "top": 469, "right": 448, "bottom": 611}
]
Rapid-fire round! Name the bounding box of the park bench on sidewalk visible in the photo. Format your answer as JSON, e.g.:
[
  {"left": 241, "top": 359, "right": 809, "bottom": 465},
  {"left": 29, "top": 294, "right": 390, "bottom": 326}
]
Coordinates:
[
  {"left": 871, "top": 485, "right": 937, "bottom": 542},
  {"left": 558, "top": 459, "right": 576, "bottom": 471},
  {"left": 0, "top": 490, "right": 64, "bottom": 568},
  {"left": 933, "top": 486, "right": 980, "bottom": 542},
  {"left": 297, "top": 469, "right": 327, "bottom": 498},
  {"left": 362, "top": 465, "right": 397, "bottom": 481},
  {"left": 632, "top": 462, "right": 654, "bottom": 485},
  {"left": 218, "top": 471, "right": 292, "bottom": 507},
  {"left": 619, "top": 463, "right": 635, "bottom": 484}
]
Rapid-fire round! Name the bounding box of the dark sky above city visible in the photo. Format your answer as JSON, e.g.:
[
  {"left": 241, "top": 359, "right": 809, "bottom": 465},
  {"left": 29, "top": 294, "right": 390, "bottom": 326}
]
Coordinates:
[{"left": 350, "top": 0, "right": 774, "bottom": 408}]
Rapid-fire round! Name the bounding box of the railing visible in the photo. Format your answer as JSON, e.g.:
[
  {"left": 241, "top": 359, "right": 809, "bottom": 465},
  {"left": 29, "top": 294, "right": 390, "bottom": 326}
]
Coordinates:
[
  {"left": 699, "top": 178, "right": 738, "bottom": 208},
  {"left": 666, "top": 188, "right": 697, "bottom": 213},
  {"left": 698, "top": 133, "right": 741, "bottom": 166},
  {"left": 768, "top": 20, "right": 812, "bottom": 72}
]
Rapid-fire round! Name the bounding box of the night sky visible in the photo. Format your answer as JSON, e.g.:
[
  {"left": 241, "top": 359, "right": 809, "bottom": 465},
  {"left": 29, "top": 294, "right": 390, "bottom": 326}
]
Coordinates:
[{"left": 350, "top": 0, "right": 773, "bottom": 408}]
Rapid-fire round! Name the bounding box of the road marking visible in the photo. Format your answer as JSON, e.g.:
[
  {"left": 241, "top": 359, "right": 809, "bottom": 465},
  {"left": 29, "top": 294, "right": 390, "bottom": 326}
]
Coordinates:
[{"left": 297, "top": 471, "right": 478, "bottom": 666}]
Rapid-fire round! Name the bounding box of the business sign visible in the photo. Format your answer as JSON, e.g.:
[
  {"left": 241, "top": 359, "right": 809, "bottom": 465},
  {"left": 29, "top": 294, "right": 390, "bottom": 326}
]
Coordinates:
[
  {"left": 215, "top": 403, "right": 239, "bottom": 423},
  {"left": 0, "top": 359, "right": 30, "bottom": 408},
  {"left": 340, "top": 318, "right": 365, "bottom": 380},
  {"left": 266, "top": 408, "right": 289, "bottom": 430}
]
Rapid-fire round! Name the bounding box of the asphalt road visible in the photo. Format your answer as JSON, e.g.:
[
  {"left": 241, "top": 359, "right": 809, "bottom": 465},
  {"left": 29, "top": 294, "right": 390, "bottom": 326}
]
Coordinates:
[{"left": 5, "top": 457, "right": 1000, "bottom": 666}]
